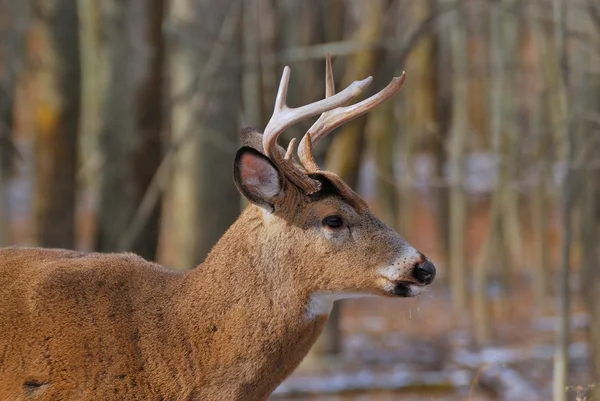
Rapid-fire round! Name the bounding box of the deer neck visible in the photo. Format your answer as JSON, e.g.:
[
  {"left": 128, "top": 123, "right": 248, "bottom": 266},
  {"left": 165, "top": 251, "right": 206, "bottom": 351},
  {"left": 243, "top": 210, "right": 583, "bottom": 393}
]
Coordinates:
[{"left": 174, "top": 206, "right": 328, "bottom": 398}]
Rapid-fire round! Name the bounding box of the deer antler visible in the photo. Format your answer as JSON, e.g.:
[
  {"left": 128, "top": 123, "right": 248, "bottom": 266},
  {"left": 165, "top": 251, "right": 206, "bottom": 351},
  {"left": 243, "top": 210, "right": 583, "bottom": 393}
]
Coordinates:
[
  {"left": 298, "top": 55, "right": 407, "bottom": 172},
  {"left": 262, "top": 66, "right": 372, "bottom": 194}
]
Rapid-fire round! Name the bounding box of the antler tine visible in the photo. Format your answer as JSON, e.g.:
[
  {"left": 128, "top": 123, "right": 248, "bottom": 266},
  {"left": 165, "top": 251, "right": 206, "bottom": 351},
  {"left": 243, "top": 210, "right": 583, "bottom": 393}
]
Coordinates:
[
  {"left": 284, "top": 138, "right": 297, "bottom": 160},
  {"left": 298, "top": 57, "right": 407, "bottom": 171},
  {"left": 324, "top": 54, "right": 335, "bottom": 98},
  {"left": 297, "top": 54, "right": 336, "bottom": 171},
  {"left": 262, "top": 65, "right": 372, "bottom": 194}
]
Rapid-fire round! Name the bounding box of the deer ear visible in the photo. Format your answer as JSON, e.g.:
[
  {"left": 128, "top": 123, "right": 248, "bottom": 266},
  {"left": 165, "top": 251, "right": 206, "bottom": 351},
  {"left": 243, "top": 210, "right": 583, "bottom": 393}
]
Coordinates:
[{"left": 233, "top": 146, "right": 284, "bottom": 211}]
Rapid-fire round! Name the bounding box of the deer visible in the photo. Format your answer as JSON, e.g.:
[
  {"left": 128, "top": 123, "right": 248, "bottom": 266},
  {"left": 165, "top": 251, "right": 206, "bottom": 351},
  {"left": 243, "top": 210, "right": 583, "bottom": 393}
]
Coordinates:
[{"left": 0, "top": 56, "right": 435, "bottom": 401}]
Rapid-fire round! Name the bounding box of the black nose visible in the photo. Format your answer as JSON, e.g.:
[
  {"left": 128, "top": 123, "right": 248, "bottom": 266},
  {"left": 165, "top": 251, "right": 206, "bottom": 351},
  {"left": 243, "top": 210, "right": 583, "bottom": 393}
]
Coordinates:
[{"left": 413, "top": 259, "right": 436, "bottom": 285}]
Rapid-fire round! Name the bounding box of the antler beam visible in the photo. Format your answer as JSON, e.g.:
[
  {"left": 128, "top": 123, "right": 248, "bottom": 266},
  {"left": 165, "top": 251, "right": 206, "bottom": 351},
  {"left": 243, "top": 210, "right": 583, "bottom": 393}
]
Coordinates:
[
  {"left": 262, "top": 66, "right": 372, "bottom": 194},
  {"left": 298, "top": 55, "right": 406, "bottom": 172}
]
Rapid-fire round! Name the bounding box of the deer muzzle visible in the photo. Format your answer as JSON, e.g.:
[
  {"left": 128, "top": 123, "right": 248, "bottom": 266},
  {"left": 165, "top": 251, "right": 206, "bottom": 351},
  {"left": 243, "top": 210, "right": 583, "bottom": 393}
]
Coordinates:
[{"left": 378, "top": 250, "right": 436, "bottom": 297}]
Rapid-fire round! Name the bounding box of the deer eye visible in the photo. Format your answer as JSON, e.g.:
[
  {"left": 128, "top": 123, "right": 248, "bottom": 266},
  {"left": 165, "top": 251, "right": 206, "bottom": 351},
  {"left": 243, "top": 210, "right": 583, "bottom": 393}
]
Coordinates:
[{"left": 323, "top": 215, "right": 344, "bottom": 229}]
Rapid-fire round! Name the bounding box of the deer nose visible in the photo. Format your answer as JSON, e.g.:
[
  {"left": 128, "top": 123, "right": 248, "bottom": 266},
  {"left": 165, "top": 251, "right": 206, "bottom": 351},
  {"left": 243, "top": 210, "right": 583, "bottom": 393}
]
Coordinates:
[{"left": 413, "top": 259, "right": 436, "bottom": 285}]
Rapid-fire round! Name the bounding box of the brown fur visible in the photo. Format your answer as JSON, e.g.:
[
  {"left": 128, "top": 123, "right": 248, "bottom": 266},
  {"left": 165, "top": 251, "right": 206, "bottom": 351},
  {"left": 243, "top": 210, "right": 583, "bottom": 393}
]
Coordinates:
[{"left": 0, "top": 135, "right": 431, "bottom": 401}]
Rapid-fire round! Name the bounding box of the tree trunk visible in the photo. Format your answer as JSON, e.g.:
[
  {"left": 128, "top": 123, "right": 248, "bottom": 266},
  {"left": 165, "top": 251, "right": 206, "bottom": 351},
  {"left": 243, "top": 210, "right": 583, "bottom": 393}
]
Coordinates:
[
  {"left": 368, "top": 101, "right": 397, "bottom": 228},
  {"left": 0, "top": 0, "right": 28, "bottom": 245},
  {"left": 472, "top": 1, "right": 502, "bottom": 344},
  {"left": 276, "top": 0, "right": 320, "bottom": 141},
  {"left": 30, "top": 0, "right": 80, "bottom": 249},
  {"left": 581, "top": 97, "right": 600, "bottom": 401},
  {"left": 499, "top": 0, "right": 524, "bottom": 281},
  {"left": 193, "top": 0, "right": 242, "bottom": 265},
  {"left": 526, "top": 6, "right": 551, "bottom": 317},
  {"left": 447, "top": 0, "right": 469, "bottom": 317},
  {"left": 77, "top": 0, "right": 107, "bottom": 248},
  {"left": 582, "top": 7, "right": 600, "bottom": 399},
  {"left": 95, "top": 0, "right": 165, "bottom": 261},
  {"left": 432, "top": 0, "right": 451, "bottom": 269},
  {"left": 579, "top": 65, "right": 600, "bottom": 399},
  {"left": 552, "top": 0, "right": 571, "bottom": 399},
  {"left": 398, "top": 0, "right": 436, "bottom": 236},
  {"left": 166, "top": 0, "right": 242, "bottom": 269},
  {"left": 241, "top": 0, "right": 262, "bottom": 129}
]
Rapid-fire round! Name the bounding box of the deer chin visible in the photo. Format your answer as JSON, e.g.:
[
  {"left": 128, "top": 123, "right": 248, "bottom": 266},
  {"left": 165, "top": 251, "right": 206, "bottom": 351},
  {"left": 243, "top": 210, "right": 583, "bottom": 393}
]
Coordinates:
[
  {"left": 381, "top": 279, "right": 425, "bottom": 297},
  {"left": 306, "top": 291, "right": 377, "bottom": 319}
]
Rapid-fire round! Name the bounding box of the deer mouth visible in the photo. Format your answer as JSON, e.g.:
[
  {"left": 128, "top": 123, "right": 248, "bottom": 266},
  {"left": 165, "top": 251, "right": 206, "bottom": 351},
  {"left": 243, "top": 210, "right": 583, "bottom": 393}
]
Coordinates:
[{"left": 382, "top": 279, "right": 425, "bottom": 297}]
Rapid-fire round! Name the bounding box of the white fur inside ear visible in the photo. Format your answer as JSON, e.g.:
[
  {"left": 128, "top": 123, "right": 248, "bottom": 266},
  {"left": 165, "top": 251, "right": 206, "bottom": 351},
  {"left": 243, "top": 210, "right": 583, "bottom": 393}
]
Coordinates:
[{"left": 245, "top": 166, "right": 280, "bottom": 197}]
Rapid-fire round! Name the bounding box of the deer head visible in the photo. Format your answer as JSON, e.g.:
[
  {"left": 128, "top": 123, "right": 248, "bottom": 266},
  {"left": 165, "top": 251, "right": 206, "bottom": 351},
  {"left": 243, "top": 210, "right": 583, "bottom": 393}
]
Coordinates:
[{"left": 233, "top": 56, "right": 435, "bottom": 314}]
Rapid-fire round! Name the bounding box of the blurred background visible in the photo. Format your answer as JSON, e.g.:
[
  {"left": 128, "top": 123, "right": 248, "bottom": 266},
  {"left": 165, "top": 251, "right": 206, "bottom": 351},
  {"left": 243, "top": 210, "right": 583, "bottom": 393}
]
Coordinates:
[{"left": 0, "top": 0, "right": 599, "bottom": 400}]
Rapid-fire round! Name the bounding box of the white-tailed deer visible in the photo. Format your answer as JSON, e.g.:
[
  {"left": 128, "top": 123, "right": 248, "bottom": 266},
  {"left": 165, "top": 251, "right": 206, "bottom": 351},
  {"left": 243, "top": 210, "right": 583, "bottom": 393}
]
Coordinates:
[{"left": 0, "top": 56, "right": 435, "bottom": 401}]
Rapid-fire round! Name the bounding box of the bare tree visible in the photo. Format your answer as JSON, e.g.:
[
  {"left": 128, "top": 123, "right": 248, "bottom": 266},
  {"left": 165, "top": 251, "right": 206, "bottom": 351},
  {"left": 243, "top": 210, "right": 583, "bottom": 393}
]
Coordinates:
[
  {"left": 166, "top": 0, "right": 242, "bottom": 269},
  {"left": 432, "top": 0, "right": 452, "bottom": 266},
  {"left": 582, "top": 4, "right": 600, "bottom": 397},
  {"left": 446, "top": 0, "right": 469, "bottom": 316},
  {"left": 95, "top": 0, "right": 165, "bottom": 261},
  {"left": 580, "top": 75, "right": 600, "bottom": 401},
  {"left": 552, "top": 0, "right": 572, "bottom": 399},
  {"left": 368, "top": 98, "right": 397, "bottom": 228},
  {"left": 30, "top": 0, "right": 80, "bottom": 249},
  {"left": 525, "top": 4, "right": 551, "bottom": 318},
  {"left": 397, "top": 0, "right": 437, "bottom": 236},
  {"left": 472, "top": 1, "right": 501, "bottom": 345},
  {"left": 473, "top": 0, "right": 522, "bottom": 344},
  {"left": 276, "top": 0, "right": 322, "bottom": 132},
  {"left": 77, "top": 0, "right": 108, "bottom": 222},
  {"left": 500, "top": 0, "right": 524, "bottom": 286},
  {"left": 241, "top": 0, "right": 262, "bottom": 129},
  {"left": 0, "top": 1, "right": 28, "bottom": 246}
]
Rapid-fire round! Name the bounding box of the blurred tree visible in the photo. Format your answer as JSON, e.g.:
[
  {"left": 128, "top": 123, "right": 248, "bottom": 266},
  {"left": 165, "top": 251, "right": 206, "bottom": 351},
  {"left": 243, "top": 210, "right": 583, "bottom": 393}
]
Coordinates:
[
  {"left": 431, "top": 0, "right": 452, "bottom": 266},
  {"left": 95, "top": 0, "right": 165, "bottom": 261},
  {"left": 466, "top": 2, "right": 487, "bottom": 148},
  {"left": 399, "top": 0, "right": 436, "bottom": 235},
  {"left": 552, "top": 0, "right": 571, "bottom": 399},
  {"left": 582, "top": 5, "right": 600, "bottom": 396},
  {"left": 446, "top": 0, "right": 469, "bottom": 316},
  {"left": 473, "top": 0, "right": 522, "bottom": 344},
  {"left": 580, "top": 74, "right": 600, "bottom": 401},
  {"left": 29, "top": 0, "right": 80, "bottom": 249},
  {"left": 277, "top": 0, "right": 320, "bottom": 116},
  {"left": 255, "top": 0, "right": 277, "bottom": 129},
  {"left": 0, "top": 1, "right": 28, "bottom": 245},
  {"left": 368, "top": 96, "right": 397, "bottom": 228},
  {"left": 473, "top": 1, "right": 500, "bottom": 345},
  {"left": 167, "top": 0, "right": 242, "bottom": 269},
  {"left": 319, "top": 0, "right": 345, "bottom": 44},
  {"left": 241, "top": 0, "right": 262, "bottom": 129},
  {"left": 525, "top": 5, "right": 551, "bottom": 318},
  {"left": 78, "top": 0, "right": 107, "bottom": 217},
  {"left": 498, "top": 0, "right": 523, "bottom": 284}
]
